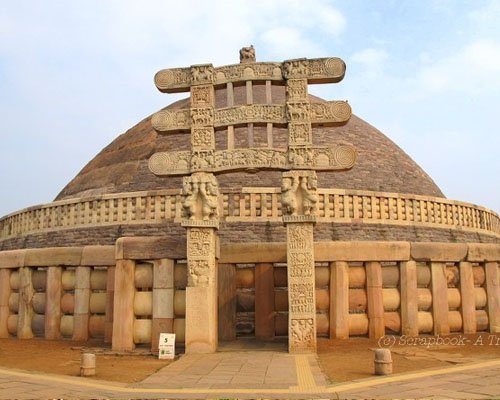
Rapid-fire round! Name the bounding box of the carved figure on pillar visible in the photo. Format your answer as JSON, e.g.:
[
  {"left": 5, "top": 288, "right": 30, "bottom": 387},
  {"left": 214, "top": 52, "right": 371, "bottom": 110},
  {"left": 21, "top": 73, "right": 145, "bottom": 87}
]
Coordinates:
[
  {"left": 182, "top": 173, "right": 219, "bottom": 221},
  {"left": 281, "top": 171, "right": 318, "bottom": 219}
]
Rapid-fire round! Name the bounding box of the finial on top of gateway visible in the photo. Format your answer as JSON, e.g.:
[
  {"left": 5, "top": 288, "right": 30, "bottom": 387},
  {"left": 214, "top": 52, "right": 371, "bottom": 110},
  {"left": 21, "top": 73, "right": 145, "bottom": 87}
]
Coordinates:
[{"left": 239, "top": 45, "right": 256, "bottom": 63}]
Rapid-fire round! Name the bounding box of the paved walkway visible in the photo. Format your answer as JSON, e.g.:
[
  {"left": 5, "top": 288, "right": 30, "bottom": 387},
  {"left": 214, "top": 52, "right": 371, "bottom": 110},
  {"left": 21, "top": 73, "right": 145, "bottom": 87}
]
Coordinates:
[{"left": 0, "top": 353, "right": 499, "bottom": 399}]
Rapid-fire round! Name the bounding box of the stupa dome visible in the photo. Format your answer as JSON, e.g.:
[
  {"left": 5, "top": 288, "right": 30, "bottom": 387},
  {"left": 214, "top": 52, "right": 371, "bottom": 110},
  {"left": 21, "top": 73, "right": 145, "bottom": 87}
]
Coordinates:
[{"left": 56, "top": 86, "right": 444, "bottom": 201}]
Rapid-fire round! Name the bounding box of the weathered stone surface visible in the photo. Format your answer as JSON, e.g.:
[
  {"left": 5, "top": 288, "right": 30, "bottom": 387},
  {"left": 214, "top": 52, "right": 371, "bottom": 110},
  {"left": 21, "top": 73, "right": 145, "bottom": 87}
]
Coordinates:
[
  {"left": 411, "top": 242, "right": 467, "bottom": 261},
  {"left": 315, "top": 241, "right": 410, "bottom": 261},
  {"left": 0, "top": 250, "right": 25, "bottom": 268},
  {"left": 185, "top": 286, "right": 217, "bottom": 353},
  {"left": 81, "top": 246, "right": 115, "bottom": 266},
  {"left": 467, "top": 244, "right": 500, "bottom": 261},
  {"left": 116, "top": 237, "right": 186, "bottom": 260},
  {"left": 112, "top": 260, "right": 135, "bottom": 351},
  {"left": 220, "top": 243, "right": 286, "bottom": 264},
  {"left": 24, "top": 247, "right": 82, "bottom": 266}
]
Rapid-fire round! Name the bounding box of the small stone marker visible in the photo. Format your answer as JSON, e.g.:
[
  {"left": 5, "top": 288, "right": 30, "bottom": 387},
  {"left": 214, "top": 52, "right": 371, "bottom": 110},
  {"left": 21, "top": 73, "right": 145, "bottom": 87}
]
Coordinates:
[
  {"left": 80, "top": 353, "right": 96, "bottom": 377},
  {"left": 374, "top": 348, "right": 392, "bottom": 375},
  {"left": 158, "top": 332, "right": 176, "bottom": 359}
]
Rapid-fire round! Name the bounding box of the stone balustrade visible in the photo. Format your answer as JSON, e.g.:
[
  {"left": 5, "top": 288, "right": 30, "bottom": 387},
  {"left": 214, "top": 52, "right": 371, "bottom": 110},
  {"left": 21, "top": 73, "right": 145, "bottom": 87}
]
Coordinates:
[
  {"left": 1, "top": 189, "right": 499, "bottom": 240},
  {"left": 0, "top": 241, "right": 499, "bottom": 350}
]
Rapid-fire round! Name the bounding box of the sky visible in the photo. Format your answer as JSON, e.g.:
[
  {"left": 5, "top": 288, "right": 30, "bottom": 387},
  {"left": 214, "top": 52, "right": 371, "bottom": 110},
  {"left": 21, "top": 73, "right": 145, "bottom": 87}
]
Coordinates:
[{"left": 0, "top": 0, "right": 499, "bottom": 217}]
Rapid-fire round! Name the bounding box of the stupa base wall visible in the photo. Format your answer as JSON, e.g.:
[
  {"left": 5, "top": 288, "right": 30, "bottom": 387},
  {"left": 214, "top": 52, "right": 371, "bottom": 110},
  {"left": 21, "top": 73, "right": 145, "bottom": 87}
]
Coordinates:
[{"left": 0, "top": 239, "right": 499, "bottom": 353}]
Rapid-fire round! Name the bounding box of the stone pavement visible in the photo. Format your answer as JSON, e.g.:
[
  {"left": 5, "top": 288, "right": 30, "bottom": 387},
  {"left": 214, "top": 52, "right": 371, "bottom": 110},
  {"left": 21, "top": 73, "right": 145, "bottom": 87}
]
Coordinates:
[{"left": 0, "top": 353, "right": 498, "bottom": 399}]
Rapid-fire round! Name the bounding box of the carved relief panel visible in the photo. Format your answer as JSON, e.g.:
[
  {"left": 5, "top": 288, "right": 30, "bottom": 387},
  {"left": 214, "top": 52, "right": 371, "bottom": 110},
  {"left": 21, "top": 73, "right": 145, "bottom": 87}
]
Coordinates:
[
  {"left": 182, "top": 172, "right": 219, "bottom": 222},
  {"left": 281, "top": 171, "right": 318, "bottom": 219}
]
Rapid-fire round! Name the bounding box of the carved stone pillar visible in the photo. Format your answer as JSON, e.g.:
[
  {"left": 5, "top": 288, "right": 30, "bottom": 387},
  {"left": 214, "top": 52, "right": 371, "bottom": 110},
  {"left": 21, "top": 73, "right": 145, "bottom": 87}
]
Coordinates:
[
  {"left": 282, "top": 170, "right": 318, "bottom": 352},
  {"left": 182, "top": 171, "right": 219, "bottom": 353}
]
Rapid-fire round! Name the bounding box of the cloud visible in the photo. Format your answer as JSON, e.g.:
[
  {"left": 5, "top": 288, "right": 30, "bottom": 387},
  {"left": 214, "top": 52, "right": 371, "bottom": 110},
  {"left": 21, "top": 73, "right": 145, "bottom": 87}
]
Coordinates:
[
  {"left": 417, "top": 40, "right": 500, "bottom": 94},
  {"left": 350, "top": 48, "right": 388, "bottom": 70}
]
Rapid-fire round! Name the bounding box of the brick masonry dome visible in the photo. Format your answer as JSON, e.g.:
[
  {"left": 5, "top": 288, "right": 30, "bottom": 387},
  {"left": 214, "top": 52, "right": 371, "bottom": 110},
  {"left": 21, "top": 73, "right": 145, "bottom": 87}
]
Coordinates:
[{"left": 56, "top": 85, "right": 444, "bottom": 201}]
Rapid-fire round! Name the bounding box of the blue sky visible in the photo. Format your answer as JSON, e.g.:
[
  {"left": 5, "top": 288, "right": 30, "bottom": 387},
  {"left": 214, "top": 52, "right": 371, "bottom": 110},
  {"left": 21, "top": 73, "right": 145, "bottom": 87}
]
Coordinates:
[{"left": 0, "top": 0, "right": 499, "bottom": 217}]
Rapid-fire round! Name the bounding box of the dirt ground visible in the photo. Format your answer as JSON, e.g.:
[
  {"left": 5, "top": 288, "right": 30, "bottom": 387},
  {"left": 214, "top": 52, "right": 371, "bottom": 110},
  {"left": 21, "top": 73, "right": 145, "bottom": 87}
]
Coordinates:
[
  {"left": 318, "top": 333, "right": 500, "bottom": 382},
  {"left": 0, "top": 333, "right": 499, "bottom": 384}
]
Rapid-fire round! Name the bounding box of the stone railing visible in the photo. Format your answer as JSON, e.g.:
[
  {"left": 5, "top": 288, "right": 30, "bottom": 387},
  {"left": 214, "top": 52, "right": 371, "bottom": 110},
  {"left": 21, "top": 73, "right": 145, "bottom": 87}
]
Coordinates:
[{"left": 1, "top": 188, "right": 499, "bottom": 239}]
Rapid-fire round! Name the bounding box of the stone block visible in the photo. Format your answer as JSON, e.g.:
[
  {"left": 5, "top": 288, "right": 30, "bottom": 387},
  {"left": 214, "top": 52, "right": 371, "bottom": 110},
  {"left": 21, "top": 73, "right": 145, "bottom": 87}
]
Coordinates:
[
  {"left": 153, "top": 259, "right": 174, "bottom": 289},
  {"left": 220, "top": 243, "right": 286, "bottom": 264},
  {"left": 151, "top": 318, "right": 174, "bottom": 353},
  {"left": 74, "top": 288, "right": 90, "bottom": 315},
  {"left": 81, "top": 246, "right": 115, "bottom": 266},
  {"left": 315, "top": 241, "right": 410, "bottom": 262},
  {"left": 185, "top": 286, "right": 217, "bottom": 353},
  {"left": 153, "top": 288, "right": 174, "bottom": 319},
  {"left": 45, "top": 267, "right": 62, "bottom": 340},
  {"left": 112, "top": 260, "right": 135, "bottom": 351},
  {"left": 0, "top": 250, "right": 26, "bottom": 268},
  {"left": 467, "top": 244, "right": 500, "bottom": 262},
  {"left": 17, "top": 267, "right": 33, "bottom": 339},
  {"left": 73, "top": 314, "right": 89, "bottom": 341},
  {"left": 75, "top": 267, "right": 91, "bottom": 290},
  {"left": 115, "top": 237, "right": 185, "bottom": 260},
  {"left": 24, "top": 247, "right": 82, "bottom": 266},
  {"left": 255, "top": 263, "right": 275, "bottom": 340},
  {"left": 411, "top": 242, "right": 467, "bottom": 262}
]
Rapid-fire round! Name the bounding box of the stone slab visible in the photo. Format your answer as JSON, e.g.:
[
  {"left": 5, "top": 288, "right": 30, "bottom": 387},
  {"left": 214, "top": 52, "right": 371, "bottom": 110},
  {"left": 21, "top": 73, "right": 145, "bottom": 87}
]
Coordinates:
[
  {"left": 153, "top": 259, "right": 174, "bottom": 289},
  {"left": 468, "top": 244, "right": 500, "bottom": 262},
  {"left": 315, "top": 241, "right": 410, "bottom": 262},
  {"left": 0, "top": 250, "right": 26, "bottom": 268},
  {"left": 185, "top": 286, "right": 217, "bottom": 353},
  {"left": 24, "top": 247, "right": 82, "bottom": 267},
  {"left": 220, "top": 243, "right": 286, "bottom": 264},
  {"left": 411, "top": 242, "right": 467, "bottom": 261},
  {"left": 115, "top": 237, "right": 186, "bottom": 260},
  {"left": 112, "top": 259, "right": 136, "bottom": 351},
  {"left": 81, "top": 246, "right": 115, "bottom": 266},
  {"left": 153, "top": 288, "right": 174, "bottom": 319}
]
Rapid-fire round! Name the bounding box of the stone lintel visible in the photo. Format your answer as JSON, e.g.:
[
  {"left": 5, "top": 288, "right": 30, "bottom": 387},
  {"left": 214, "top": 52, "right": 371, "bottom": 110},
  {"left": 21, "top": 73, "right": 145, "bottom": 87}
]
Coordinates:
[
  {"left": 115, "top": 236, "right": 186, "bottom": 260},
  {"left": 315, "top": 241, "right": 411, "bottom": 262},
  {"left": 411, "top": 242, "right": 468, "bottom": 262},
  {"left": 181, "top": 219, "right": 219, "bottom": 230},
  {"left": 154, "top": 58, "right": 345, "bottom": 93},
  {"left": 467, "top": 244, "right": 500, "bottom": 262}
]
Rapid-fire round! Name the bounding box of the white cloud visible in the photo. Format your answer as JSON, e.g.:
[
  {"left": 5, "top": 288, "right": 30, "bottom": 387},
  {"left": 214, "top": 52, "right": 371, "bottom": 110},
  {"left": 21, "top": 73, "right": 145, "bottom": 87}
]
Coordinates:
[
  {"left": 418, "top": 40, "right": 500, "bottom": 94},
  {"left": 349, "top": 48, "right": 388, "bottom": 79}
]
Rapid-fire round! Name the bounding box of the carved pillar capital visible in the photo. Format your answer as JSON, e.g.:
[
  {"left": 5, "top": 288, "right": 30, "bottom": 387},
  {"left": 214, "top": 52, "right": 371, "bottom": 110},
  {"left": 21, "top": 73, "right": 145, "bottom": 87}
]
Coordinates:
[{"left": 281, "top": 170, "right": 318, "bottom": 222}]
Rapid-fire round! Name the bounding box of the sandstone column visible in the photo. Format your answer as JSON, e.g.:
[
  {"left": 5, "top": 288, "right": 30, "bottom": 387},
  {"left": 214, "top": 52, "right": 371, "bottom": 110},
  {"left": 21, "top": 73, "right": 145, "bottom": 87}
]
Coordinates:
[{"left": 184, "top": 220, "right": 219, "bottom": 353}]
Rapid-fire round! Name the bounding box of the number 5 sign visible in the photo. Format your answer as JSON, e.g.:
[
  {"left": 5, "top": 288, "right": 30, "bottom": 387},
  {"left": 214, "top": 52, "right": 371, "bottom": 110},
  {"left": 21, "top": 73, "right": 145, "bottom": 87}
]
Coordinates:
[{"left": 158, "top": 333, "right": 176, "bottom": 359}]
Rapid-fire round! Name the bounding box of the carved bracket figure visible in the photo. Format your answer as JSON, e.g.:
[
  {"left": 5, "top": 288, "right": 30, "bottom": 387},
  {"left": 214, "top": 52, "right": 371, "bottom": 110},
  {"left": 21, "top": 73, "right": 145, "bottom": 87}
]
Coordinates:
[
  {"left": 281, "top": 171, "right": 318, "bottom": 218},
  {"left": 182, "top": 173, "right": 219, "bottom": 222}
]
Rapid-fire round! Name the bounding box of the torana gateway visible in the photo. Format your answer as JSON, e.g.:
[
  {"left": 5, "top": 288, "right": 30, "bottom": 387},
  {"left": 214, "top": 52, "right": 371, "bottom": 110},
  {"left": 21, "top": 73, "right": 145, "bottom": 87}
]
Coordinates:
[{"left": 0, "top": 48, "right": 499, "bottom": 354}]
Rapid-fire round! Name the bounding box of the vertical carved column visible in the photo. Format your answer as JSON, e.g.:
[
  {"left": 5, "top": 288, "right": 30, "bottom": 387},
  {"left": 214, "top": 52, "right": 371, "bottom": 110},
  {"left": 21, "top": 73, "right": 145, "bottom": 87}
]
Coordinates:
[
  {"left": 183, "top": 65, "right": 220, "bottom": 353},
  {"left": 184, "top": 224, "right": 218, "bottom": 353},
  {"left": 282, "top": 170, "right": 318, "bottom": 353},
  {"left": 286, "top": 221, "right": 316, "bottom": 352}
]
